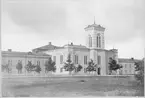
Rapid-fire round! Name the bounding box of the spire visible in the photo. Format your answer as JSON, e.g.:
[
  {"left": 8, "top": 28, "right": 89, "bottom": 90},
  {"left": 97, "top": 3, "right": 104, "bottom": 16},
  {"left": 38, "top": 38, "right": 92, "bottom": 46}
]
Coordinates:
[{"left": 94, "top": 16, "right": 95, "bottom": 24}]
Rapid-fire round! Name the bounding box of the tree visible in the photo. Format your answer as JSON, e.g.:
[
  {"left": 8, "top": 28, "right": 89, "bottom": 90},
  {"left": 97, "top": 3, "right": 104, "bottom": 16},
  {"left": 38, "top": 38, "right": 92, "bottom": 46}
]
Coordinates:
[
  {"left": 76, "top": 64, "right": 83, "bottom": 73},
  {"left": 86, "top": 59, "right": 97, "bottom": 74},
  {"left": 63, "top": 54, "right": 75, "bottom": 75},
  {"left": 134, "top": 60, "right": 144, "bottom": 85},
  {"left": 35, "top": 64, "right": 41, "bottom": 73},
  {"left": 16, "top": 60, "right": 23, "bottom": 74},
  {"left": 108, "top": 58, "right": 122, "bottom": 75},
  {"left": 25, "top": 61, "right": 35, "bottom": 73},
  {"left": 44, "top": 57, "right": 56, "bottom": 73}
]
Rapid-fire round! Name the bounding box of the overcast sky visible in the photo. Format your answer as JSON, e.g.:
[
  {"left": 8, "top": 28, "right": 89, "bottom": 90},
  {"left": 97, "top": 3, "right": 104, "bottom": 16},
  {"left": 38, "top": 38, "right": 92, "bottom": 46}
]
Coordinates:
[{"left": 1, "top": 0, "right": 145, "bottom": 59}]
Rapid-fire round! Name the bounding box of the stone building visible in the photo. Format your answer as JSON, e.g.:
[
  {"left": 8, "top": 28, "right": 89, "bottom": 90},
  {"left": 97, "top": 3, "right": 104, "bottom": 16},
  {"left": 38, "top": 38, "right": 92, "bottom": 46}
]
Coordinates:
[
  {"left": 32, "top": 22, "right": 118, "bottom": 75},
  {"left": 2, "top": 22, "right": 140, "bottom": 76},
  {"left": 2, "top": 49, "right": 50, "bottom": 74},
  {"left": 118, "top": 58, "right": 141, "bottom": 75}
]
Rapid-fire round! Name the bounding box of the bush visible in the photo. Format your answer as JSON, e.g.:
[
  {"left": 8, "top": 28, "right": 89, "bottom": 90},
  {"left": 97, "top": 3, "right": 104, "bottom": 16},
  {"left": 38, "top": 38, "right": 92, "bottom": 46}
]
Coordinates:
[{"left": 134, "top": 60, "right": 144, "bottom": 85}]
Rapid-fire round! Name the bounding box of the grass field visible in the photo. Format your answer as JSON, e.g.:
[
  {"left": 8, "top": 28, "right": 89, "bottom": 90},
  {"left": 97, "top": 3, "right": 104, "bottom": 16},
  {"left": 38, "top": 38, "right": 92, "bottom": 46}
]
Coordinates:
[{"left": 2, "top": 76, "right": 144, "bottom": 97}]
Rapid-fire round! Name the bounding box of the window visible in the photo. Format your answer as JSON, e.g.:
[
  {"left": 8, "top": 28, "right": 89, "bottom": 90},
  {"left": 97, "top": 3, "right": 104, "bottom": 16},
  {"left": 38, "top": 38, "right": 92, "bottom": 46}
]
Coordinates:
[
  {"left": 98, "top": 56, "right": 101, "bottom": 65},
  {"left": 74, "top": 55, "right": 78, "bottom": 64},
  {"left": 8, "top": 60, "right": 10, "bottom": 64},
  {"left": 125, "top": 64, "right": 127, "bottom": 68},
  {"left": 53, "top": 56, "right": 56, "bottom": 62},
  {"left": 97, "top": 36, "right": 101, "bottom": 48},
  {"left": 60, "top": 55, "right": 63, "bottom": 64},
  {"left": 129, "top": 70, "right": 131, "bottom": 74},
  {"left": 60, "top": 68, "right": 63, "bottom": 72},
  {"left": 89, "top": 36, "right": 92, "bottom": 47},
  {"left": 97, "top": 36, "right": 99, "bottom": 47},
  {"left": 37, "top": 61, "right": 40, "bottom": 65},
  {"left": 129, "top": 64, "right": 131, "bottom": 68},
  {"left": 99, "top": 36, "right": 101, "bottom": 48},
  {"left": 8, "top": 60, "right": 12, "bottom": 65},
  {"left": 125, "top": 70, "right": 127, "bottom": 74},
  {"left": 84, "top": 56, "right": 87, "bottom": 65}
]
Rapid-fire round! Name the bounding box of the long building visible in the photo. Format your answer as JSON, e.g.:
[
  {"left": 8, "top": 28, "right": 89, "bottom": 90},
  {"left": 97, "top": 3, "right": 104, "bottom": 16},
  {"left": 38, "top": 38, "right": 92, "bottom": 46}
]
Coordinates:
[
  {"left": 1, "top": 22, "right": 141, "bottom": 75},
  {"left": 2, "top": 49, "right": 50, "bottom": 74},
  {"left": 118, "top": 58, "right": 141, "bottom": 75}
]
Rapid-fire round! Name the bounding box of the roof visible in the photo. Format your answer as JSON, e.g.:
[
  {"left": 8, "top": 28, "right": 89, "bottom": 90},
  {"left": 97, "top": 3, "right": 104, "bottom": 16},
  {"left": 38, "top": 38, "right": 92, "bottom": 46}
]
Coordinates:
[
  {"left": 33, "top": 42, "right": 90, "bottom": 52},
  {"left": 63, "top": 43, "right": 88, "bottom": 49},
  {"left": 118, "top": 58, "right": 141, "bottom": 63},
  {"left": 84, "top": 23, "right": 105, "bottom": 31},
  {"left": 2, "top": 51, "right": 50, "bottom": 57},
  {"left": 32, "top": 43, "right": 64, "bottom": 52}
]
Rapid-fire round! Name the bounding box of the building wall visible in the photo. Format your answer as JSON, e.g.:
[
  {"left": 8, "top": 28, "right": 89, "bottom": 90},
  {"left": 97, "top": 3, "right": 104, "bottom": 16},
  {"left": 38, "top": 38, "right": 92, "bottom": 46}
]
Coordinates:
[
  {"left": 2, "top": 52, "right": 49, "bottom": 74},
  {"left": 43, "top": 48, "right": 69, "bottom": 73},
  {"left": 105, "top": 50, "right": 117, "bottom": 75},
  {"left": 119, "top": 62, "right": 135, "bottom": 75},
  {"left": 44, "top": 47, "right": 90, "bottom": 74},
  {"left": 97, "top": 50, "right": 106, "bottom": 75},
  {"left": 72, "top": 48, "right": 90, "bottom": 73},
  {"left": 43, "top": 46, "right": 118, "bottom": 75},
  {"left": 90, "top": 49, "right": 97, "bottom": 64}
]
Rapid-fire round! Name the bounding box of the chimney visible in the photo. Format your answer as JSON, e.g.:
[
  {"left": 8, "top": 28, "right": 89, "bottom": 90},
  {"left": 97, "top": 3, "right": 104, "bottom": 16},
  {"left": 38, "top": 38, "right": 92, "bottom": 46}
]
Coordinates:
[
  {"left": 49, "top": 42, "right": 51, "bottom": 45},
  {"left": 8, "top": 49, "right": 12, "bottom": 52}
]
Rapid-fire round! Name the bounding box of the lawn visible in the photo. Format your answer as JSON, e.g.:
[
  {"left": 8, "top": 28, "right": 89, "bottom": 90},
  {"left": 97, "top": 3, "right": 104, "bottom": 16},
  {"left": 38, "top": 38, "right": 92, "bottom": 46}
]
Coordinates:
[{"left": 2, "top": 76, "right": 144, "bottom": 97}]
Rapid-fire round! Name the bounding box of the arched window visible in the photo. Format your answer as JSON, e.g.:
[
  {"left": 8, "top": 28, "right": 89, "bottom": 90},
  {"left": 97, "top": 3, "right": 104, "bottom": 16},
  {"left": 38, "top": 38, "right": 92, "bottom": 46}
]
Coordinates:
[
  {"left": 99, "top": 36, "right": 101, "bottom": 48},
  {"left": 97, "top": 36, "right": 98, "bottom": 47},
  {"left": 97, "top": 36, "right": 101, "bottom": 48},
  {"left": 89, "top": 36, "right": 92, "bottom": 47}
]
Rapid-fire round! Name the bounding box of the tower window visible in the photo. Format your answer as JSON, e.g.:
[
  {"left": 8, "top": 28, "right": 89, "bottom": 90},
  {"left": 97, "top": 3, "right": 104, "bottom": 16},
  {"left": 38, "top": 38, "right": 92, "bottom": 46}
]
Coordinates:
[
  {"left": 97, "top": 36, "right": 99, "bottom": 47},
  {"left": 89, "top": 36, "right": 92, "bottom": 47},
  {"left": 97, "top": 36, "right": 101, "bottom": 48},
  {"left": 99, "top": 36, "right": 101, "bottom": 48}
]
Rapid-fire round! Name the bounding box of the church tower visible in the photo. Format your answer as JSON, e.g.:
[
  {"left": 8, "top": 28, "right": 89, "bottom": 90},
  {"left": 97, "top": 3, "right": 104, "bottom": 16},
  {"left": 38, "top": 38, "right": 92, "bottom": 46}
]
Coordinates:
[
  {"left": 85, "top": 20, "right": 105, "bottom": 49},
  {"left": 84, "top": 20, "right": 105, "bottom": 67}
]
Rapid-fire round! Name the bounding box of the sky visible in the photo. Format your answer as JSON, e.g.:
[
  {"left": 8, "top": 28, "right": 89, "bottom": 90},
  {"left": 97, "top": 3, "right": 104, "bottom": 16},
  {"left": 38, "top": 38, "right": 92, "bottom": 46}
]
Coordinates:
[{"left": 1, "top": 0, "right": 145, "bottom": 59}]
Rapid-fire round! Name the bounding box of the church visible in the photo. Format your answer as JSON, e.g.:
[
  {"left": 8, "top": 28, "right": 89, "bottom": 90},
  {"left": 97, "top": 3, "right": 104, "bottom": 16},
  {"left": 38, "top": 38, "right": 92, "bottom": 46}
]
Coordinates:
[{"left": 32, "top": 22, "right": 118, "bottom": 75}]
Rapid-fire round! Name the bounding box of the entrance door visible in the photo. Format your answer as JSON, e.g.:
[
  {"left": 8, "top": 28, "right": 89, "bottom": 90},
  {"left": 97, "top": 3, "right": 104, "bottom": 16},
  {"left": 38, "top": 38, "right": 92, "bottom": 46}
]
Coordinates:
[{"left": 98, "top": 67, "right": 101, "bottom": 75}]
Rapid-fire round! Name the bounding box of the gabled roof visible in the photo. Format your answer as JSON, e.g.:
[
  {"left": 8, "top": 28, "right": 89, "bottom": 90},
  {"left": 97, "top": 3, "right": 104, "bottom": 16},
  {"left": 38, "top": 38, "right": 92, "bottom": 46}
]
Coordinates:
[{"left": 32, "top": 43, "right": 64, "bottom": 52}]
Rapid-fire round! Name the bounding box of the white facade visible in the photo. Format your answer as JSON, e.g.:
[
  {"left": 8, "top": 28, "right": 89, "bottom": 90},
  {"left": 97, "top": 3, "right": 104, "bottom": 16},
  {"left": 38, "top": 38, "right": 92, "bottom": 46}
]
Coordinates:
[
  {"left": 34, "top": 22, "right": 117, "bottom": 75},
  {"left": 2, "top": 22, "right": 141, "bottom": 76},
  {"left": 118, "top": 58, "right": 140, "bottom": 75},
  {"left": 1, "top": 50, "right": 50, "bottom": 74}
]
